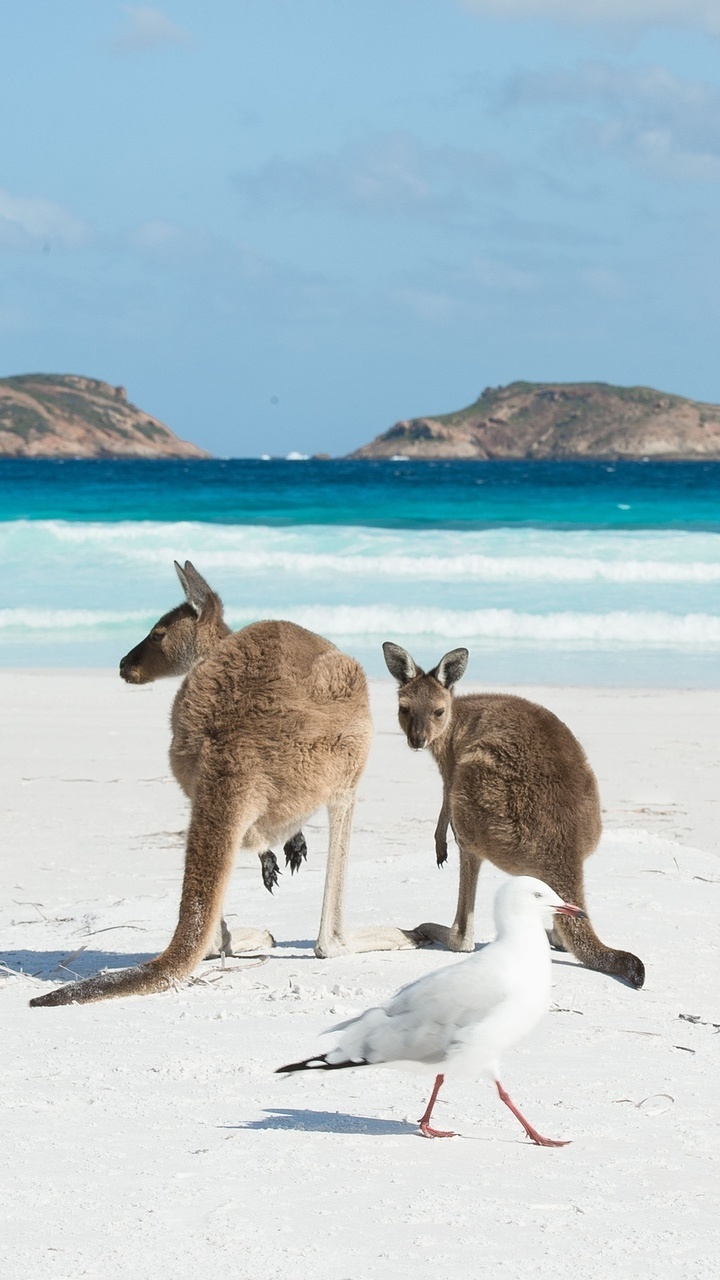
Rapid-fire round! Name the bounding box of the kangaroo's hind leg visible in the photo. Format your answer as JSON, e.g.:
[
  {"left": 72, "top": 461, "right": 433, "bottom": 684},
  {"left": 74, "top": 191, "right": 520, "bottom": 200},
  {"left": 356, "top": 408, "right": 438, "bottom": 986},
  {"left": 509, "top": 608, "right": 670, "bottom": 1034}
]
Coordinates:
[
  {"left": 415, "top": 845, "right": 483, "bottom": 952},
  {"left": 315, "top": 790, "right": 418, "bottom": 958}
]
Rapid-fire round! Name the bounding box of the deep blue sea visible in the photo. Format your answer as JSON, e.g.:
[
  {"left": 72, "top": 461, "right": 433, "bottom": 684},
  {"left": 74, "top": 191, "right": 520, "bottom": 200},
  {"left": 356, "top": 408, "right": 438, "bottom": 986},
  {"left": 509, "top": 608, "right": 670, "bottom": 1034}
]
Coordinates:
[{"left": 1, "top": 458, "right": 718, "bottom": 685}]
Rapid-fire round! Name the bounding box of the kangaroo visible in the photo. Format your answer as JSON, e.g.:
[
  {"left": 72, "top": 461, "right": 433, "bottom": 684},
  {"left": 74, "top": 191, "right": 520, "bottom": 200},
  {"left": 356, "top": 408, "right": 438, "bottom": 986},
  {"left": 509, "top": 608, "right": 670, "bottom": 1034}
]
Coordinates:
[
  {"left": 382, "top": 641, "right": 645, "bottom": 989},
  {"left": 29, "top": 563, "right": 415, "bottom": 1009}
]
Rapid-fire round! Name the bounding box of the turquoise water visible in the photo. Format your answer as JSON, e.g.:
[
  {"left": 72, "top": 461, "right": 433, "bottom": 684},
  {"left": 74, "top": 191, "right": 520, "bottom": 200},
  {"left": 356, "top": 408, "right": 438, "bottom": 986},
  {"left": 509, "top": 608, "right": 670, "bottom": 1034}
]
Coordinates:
[{"left": 1, "top": 459, "right": 719, "bottom": 684}]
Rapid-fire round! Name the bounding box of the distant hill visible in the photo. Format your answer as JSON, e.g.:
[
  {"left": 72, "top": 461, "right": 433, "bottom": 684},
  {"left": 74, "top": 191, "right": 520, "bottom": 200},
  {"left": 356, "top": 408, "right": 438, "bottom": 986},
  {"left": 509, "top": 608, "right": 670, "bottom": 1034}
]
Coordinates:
[
  {"left": 0, "top": 374, "right": 208, "bottom": 459},
  {"left": 349, "top": 381, "right": 720, "bottom": 460}
]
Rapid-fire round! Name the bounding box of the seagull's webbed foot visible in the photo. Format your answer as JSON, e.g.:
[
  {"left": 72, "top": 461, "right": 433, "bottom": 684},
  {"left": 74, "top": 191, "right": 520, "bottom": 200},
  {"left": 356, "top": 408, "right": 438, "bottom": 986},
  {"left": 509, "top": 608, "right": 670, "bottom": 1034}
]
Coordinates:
[
  {"left": 284, "top": 831, "right": 307, "bottom": 874},
  {"left": 418, "top": 1122, "right": 457, "bottom": 1139},
  {"left": 417, "top": 1073, "right": 456, "bottom": 1138},
  {"left": 259, "top": 850, "right": 281, "bottom": 893},
  {"left": 496, "top": 1080, "right": 570, "bottom": 1148},
  {"left": 527, "top": 1131, "right": 570, "bottom": 1148}
]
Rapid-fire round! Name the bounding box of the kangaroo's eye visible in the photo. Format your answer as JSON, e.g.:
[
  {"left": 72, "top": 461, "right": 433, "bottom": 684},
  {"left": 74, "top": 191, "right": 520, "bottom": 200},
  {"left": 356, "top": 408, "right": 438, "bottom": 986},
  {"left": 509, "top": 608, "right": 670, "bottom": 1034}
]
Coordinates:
[
  {"left": 433, "top": 708, "right": 444, "bottom": 718},
  {"left": 152, "top": 629, "right": 166, "bottom": 641}
]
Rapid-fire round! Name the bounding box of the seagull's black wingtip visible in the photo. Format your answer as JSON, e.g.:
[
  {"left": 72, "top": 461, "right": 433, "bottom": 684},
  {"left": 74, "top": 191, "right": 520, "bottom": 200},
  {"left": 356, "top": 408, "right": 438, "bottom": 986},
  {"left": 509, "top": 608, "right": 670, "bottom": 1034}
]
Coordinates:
[
  {"left": 276, "top": 1055, "right": 330, "bottom": 1074},
  {"left": 276, "top": 1054, "right": 368, "bottom": 1074}
]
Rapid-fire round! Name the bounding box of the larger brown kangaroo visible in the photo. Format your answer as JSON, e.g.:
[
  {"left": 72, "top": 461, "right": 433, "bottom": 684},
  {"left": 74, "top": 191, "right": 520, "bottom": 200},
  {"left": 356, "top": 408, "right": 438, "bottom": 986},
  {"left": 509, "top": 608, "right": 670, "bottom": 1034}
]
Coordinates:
[
  {"left": 382, "top": 641, "right": 644, "bottom": 989},
  {"left": 29, "top": 563, "right": 415, "bottom": 1008}
]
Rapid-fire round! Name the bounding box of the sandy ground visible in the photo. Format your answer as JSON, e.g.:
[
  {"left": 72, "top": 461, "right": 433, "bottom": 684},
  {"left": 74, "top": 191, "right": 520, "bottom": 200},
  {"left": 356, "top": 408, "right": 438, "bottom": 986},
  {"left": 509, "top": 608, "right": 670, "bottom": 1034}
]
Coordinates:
[{"left": 1, "top": 672, "right": 718, "bottom": 1280}]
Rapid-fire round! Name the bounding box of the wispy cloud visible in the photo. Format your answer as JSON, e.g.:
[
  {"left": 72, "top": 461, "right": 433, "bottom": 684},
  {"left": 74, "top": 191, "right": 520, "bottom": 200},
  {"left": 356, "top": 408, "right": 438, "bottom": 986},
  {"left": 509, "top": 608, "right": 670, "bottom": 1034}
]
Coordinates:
[
  {"left": 460, "top": 0, "right": 720, "bottom": 32},
  {"left": 0, "top": 188, "right": 93, "bottom": 250},
  {"left": 233, "top": 132, "right": 510, "bottom": 221},
  {"left": 110, "top": 6, "right": 190, "bottom": 54},
  {"left": 123, "top": 219, "right": 344, "bottom": 322},
  {"left": 505, "top": 63, "right": 720, "bottom": 182}
]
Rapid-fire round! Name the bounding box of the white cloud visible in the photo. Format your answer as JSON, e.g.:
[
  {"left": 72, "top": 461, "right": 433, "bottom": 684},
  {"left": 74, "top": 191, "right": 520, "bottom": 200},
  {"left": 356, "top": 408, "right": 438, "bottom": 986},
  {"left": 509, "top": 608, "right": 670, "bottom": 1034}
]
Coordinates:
[
  {"left": 460, "top": 0, "right": 720, "bottom": 32},
  {"left": 0, "top": 188, "right": 92, "bottom": 250},
  {"left": 505, "top": 63, "right": 720, "bottom": 182},
  {"left": 110, "top": 7, "right": 190, "bottom": 53},
  {"left": 468, "top": 256, "right": 539, "bottom": 291},
  {"left": 581, "top": 267, "right": 628, "bottom": 299},
  {"left": 233, "top": 132, "right": 509, "bottom": 221},
  {"left": 394, "top": 288, "right": 460, "bottom": 324}
]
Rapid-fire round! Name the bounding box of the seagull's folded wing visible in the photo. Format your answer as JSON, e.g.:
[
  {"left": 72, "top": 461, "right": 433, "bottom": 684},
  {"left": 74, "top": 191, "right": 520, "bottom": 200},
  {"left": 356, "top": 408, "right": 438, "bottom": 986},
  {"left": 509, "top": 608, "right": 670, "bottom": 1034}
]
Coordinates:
[{"left": 327, "top": 953, "right": 512, "bottom": 1068}]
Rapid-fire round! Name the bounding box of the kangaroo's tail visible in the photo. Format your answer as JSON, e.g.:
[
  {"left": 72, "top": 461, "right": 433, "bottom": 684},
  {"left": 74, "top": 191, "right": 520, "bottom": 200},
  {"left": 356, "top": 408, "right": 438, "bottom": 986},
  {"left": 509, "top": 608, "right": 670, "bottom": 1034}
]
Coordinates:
[
  {"left": 30, "top": 790, "right": 252, "bottom": 1008},
  {"left": 548, "top": 868, "right": 645, "bottom": 988}
]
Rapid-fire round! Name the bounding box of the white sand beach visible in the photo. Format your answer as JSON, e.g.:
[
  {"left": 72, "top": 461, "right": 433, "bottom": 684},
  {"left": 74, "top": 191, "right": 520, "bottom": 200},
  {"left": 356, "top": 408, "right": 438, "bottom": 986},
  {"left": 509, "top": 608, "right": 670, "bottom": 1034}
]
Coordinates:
[{"left": 1, "top": 671, "right": 718, "bottom": 1279}]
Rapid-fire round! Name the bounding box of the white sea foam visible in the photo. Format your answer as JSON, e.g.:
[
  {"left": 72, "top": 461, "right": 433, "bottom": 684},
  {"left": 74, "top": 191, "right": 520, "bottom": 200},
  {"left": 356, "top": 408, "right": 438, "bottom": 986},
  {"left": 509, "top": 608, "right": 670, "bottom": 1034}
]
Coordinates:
[
  {"left": 2, "top": 604, "right": 718, "bottom": 646},
  {"left": 3, "top": 520, "right": 719, "bottom": 584},
  {"left": 122, "top": 548, "right": 720, "bottom": 583},
  {"left": 0, "top": 609, "right": 149, "bottom": 631},
  {"left": 223, "top": 606, "right": 720, "bottom": 645}
]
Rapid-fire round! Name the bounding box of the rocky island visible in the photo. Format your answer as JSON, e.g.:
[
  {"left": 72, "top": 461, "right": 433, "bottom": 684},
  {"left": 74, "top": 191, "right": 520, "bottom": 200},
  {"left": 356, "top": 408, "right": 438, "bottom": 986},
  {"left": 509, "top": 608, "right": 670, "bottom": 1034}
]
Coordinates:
[
  {"left": 0, "top": 374, "right": 207, "bottom": 458},
  {"left": 349, "top": 381, "right": 720, "bottom": 461}
]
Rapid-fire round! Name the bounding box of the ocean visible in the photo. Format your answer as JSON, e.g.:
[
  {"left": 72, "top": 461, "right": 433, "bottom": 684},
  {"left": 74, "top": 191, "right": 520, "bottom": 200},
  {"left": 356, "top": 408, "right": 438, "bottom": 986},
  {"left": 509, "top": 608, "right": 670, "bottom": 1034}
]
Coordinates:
[{"left": 1, "top": 458, "right": 718, "bottom": 686}]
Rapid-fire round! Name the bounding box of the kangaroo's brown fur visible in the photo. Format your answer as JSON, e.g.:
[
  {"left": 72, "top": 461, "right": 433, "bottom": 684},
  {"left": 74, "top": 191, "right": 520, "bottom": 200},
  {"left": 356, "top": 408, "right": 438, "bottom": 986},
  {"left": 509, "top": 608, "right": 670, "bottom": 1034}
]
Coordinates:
[
  {"left": 382, "top": 641, "right": 645, "bottom": 989},
  {"left": 29, "top": 563, "right": 415, "bottom": 1008}
]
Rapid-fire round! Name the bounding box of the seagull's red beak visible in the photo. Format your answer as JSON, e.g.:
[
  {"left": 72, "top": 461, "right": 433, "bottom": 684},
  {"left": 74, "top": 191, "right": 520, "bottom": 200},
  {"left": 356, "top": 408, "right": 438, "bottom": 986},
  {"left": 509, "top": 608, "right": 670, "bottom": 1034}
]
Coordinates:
[{"left": 554, "top": 901, "right": 587, "bottom": 919}]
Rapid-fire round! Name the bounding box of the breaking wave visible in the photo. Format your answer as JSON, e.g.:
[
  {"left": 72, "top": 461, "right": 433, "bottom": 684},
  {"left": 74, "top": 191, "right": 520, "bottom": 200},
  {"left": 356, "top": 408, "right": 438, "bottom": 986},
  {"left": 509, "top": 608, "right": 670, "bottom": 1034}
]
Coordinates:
[
  {"left": 3, "top": 519, "right": 720, "bottom": 584},
  {"left": 2, "top": 604, "right": 718, "bottom": 647}
]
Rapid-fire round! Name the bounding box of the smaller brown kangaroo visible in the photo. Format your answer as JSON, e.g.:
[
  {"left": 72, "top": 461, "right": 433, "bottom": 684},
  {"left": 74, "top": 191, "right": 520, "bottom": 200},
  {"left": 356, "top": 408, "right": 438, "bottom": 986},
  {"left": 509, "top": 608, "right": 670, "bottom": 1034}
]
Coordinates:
[
  {"left": 29, "top": 563, "right": 415, "bottom": 1009},
  {"left": 382, "top": 641, "right": 644, "bottom": 989}
]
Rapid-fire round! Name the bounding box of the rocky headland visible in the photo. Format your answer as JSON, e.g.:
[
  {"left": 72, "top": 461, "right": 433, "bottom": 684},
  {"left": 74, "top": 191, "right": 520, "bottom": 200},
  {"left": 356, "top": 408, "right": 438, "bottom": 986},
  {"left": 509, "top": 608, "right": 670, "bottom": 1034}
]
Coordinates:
[
  {"left": 349, "top": 381, "right": 720, "bottom": 460},
  {"left": 0, "top": 374, "right": 208, "bottom": 459}
]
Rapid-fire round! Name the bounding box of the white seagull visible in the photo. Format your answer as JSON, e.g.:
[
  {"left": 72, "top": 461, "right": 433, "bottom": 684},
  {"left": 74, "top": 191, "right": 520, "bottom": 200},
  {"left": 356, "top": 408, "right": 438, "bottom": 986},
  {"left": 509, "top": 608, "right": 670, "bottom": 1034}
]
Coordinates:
[{"left": 277, "top": 876, "right": 587, "bottom": 1144}]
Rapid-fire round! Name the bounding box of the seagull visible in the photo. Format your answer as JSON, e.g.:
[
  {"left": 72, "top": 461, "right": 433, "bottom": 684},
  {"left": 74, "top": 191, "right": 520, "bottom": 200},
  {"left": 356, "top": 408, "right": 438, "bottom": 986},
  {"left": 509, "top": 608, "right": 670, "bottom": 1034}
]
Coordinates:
[{"left": 277, "top": 876, "right": 587, "bottom": 1144}]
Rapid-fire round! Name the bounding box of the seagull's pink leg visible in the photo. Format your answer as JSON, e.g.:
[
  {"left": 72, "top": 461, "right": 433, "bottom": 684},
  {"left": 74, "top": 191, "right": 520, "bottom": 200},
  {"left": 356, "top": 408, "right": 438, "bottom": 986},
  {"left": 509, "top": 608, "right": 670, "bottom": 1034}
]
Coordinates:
[
  {"left": 496, "top": 1080, "right": 570, "bottom": 1148},
  {"left": 417, "top": 1073, "right": 457, "bottom": 1138}
]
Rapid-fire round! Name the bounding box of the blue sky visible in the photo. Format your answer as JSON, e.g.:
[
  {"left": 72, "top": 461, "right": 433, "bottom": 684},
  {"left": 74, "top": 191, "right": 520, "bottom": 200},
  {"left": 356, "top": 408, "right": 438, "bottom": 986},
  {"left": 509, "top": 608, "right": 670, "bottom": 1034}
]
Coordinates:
[{"left": 1, "top": 1, "right": 719, "bottom": 456}]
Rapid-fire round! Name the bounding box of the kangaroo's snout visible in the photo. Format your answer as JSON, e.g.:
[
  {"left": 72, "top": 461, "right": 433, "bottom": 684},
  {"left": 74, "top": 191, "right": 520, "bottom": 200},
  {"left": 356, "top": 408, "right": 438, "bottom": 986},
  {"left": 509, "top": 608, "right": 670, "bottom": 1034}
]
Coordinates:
[{"left": 119, "top": 655, "right": 143, "bottom": 684}]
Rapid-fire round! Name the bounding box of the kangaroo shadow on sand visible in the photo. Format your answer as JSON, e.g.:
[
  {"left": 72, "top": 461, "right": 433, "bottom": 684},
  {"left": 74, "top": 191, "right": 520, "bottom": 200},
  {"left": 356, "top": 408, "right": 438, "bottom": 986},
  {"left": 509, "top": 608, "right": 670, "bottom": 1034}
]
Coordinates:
[
  {"left": 226, "top": 1108, "right": 416, "bottom": 1138},
  {"left": 0, "top": 948, "right": 156, "bottom": 984}
]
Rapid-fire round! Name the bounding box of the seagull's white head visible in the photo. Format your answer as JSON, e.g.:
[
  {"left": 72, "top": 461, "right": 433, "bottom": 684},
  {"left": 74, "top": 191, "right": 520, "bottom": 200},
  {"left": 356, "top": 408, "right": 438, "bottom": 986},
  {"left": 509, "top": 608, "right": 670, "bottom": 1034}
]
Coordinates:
[{"left": 494, "top": 876, "right": 587, "bottom": 931}]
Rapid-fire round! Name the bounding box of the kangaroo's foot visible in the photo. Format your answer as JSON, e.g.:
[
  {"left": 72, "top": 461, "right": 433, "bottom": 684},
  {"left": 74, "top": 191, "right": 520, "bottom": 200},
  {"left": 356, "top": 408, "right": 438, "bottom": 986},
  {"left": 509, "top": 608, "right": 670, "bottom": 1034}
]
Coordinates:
[
  {"left": 284, "top": 831, "right": 307, "bottom": 874},
  {"left": 314, "top": 934, "right": 350, "bottom": 959},
  {"left": 204, "top": 918, "right": 275, "bottom": 959},
  {"left": 413, "top": 921, "right": 474, "bottom": 952},
  {"left": 547, "top": 926, "right": 567, "bottom": 952},
  {"left": 259, "top": 850, "right": 281, "bottom": 893},
  {"left": 346, "top": 926, "right": 421, "bottom": 953},
  {"left": 314, "top": 926, "right": 420, "bottom": 958}
]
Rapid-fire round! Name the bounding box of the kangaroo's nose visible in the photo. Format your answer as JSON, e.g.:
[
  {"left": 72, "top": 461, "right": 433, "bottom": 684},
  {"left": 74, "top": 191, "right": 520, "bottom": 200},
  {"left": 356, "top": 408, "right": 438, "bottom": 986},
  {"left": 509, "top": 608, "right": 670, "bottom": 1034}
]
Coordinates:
[
  {"left": 119, "top": 654, "right": 135, "bottom": 682},
  {"left": 409, "top": 733, "right": 427, "bottom": 751}
]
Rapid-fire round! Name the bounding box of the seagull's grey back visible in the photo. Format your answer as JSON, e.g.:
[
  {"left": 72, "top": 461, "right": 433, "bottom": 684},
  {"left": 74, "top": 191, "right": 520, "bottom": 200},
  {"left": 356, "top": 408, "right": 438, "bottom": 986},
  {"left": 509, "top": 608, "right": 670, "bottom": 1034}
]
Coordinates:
[{"left": 328, "top": 881, "right": 555, "bottom": 1073}]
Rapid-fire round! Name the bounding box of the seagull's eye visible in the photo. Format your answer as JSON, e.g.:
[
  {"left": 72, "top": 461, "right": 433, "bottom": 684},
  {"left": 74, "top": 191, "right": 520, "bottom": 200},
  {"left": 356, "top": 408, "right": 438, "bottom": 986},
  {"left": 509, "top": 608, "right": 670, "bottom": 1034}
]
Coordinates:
[{"left": 534, "top": 891, "right": 542, "bottom": 898}]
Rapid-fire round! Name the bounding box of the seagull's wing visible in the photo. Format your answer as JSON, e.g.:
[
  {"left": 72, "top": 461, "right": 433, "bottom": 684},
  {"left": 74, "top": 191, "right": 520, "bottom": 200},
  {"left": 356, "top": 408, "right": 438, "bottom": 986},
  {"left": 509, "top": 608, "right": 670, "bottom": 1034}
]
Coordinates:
[{"left": 326, "top": 945, "right": 512, "bottom": 1068}]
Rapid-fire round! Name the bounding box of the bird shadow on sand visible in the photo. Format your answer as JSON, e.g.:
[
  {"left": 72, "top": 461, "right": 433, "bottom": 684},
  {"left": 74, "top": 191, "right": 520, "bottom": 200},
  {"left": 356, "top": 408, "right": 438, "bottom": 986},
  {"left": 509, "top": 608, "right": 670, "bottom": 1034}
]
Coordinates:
[{"left": 225, "top": 1108, "right": 417, "bottom": 1138}]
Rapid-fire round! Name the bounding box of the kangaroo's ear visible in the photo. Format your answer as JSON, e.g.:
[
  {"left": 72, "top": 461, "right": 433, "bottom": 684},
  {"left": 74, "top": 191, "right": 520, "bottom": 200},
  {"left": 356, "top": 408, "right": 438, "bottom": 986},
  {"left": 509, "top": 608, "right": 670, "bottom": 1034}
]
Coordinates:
[
  {"left": 382, "top": 641, "right": 422, "bottom": 685},
  {"left": 430, "top": 648, "right": 469, "bottom": 689},
  {"left": 174, "top": 560, "right": 215, "bottom": 617}
]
